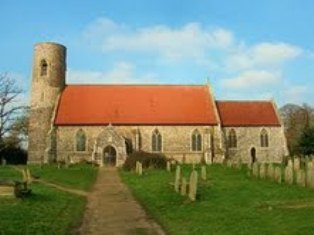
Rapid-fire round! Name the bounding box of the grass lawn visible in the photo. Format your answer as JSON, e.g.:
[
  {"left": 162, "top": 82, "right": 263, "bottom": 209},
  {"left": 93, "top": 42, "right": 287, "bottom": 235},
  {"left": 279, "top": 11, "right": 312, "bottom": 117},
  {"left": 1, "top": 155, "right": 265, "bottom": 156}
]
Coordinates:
[
  {"left": 28, "top": 163, "right": 98, "bottom": 191},
  {"left": 121, "top": 164, "right": 314, "bottom": 235},
  {"left": 0, "top": 164, "right": 97, "bottom": 234}
]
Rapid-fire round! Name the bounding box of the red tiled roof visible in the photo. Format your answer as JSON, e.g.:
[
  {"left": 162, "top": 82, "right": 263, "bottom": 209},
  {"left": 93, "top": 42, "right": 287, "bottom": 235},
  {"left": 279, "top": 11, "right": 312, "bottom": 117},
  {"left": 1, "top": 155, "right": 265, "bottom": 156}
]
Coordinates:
[
  {"left": 54, "top": 85, "right": 218, "bottom": 125},
  {"left": 216, "top": 101, "right": 281, "bottom": 127}
]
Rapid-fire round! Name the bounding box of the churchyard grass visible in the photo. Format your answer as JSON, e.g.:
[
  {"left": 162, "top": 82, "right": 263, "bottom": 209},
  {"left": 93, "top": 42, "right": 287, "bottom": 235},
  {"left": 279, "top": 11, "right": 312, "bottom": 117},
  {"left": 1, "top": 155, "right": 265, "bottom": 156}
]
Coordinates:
[
  {"left": 28, "top": 163, "right": 98, "bottom": 191},
  {"left": 121, "top": 164, "right": 314, "bottom": 235},
  {"left": 0, "top": 164, "right": 97, "bottom": 234}
]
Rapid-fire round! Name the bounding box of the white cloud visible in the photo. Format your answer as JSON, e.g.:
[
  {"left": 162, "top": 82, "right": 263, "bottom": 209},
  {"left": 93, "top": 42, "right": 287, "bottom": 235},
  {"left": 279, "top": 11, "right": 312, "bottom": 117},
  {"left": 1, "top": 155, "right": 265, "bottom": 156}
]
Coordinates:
[
  {"left": 221, "top": 70, "right": 281, "bottom": 89},
  {"left": 79, "top": 16, "right": 310, "bottom": 104},
  {"left": 67, "top": 61, "right": 158, "bottom": 84},
  {"left": 226, "top": 42, "right": 302, "bottom": 71},
  {"left": 83, "top": 18, "right": 234, "bottom": 62}
]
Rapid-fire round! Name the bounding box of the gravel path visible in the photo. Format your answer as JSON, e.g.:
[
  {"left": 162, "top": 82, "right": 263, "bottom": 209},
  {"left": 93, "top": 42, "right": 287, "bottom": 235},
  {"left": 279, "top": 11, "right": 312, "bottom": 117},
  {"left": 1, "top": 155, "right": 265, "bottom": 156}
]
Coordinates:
[{"left": 77, "top": 167, "right": 165, "bottom": 235}]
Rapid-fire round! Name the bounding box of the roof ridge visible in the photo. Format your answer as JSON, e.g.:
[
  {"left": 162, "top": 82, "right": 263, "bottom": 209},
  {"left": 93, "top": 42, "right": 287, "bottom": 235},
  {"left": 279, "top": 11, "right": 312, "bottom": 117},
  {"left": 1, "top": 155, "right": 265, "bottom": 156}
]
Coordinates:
[
  {"left": 65, "top": 84, "right": 207, "bottom": 87},
  {"left": 216, "top": 100, "right": 272, "bottom": 103}
]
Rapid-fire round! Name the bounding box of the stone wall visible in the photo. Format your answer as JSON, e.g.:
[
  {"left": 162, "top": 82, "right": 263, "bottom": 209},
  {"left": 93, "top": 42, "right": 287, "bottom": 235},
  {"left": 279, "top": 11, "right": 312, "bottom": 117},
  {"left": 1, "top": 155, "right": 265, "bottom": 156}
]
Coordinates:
[
  {"left": 222, "top": 126, "right": 288, "bottom": 163},
  {"left": 55, "top": 125, "right": 223, "bottom": 165}
]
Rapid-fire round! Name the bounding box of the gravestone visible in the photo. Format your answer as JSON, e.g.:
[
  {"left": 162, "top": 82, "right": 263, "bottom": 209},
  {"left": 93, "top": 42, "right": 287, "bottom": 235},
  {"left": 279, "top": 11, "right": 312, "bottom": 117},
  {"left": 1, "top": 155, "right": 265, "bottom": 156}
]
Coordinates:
[
  {"left": 174, "top": 165, "right": 181, "bottom": 192},
  {"left": 247, "top": 162, "right": 252, "bottom": 170},
  {"left": 287, "top": 159, "right": 293, "bottom": 168},
  {"left": 296, "top": 170, "right": 305, "bottom": 187},
  {"left": 252, "top": 162, "right": 259, "bottom": 177},
  {"left": 274, "top": 166, "right": 282, "bottom": 183},
  {"left": 294, "top": 158, "right": 300, "bottom": 172},
  {"left": 201, "top": 165, "right": 207, "bottom": 180},
  {"left": 180, "top": 177, "right": 187, "bottom": 196},
  {"left": 259, "top": 163, "right": 266, "bottom": 179},
  {"left": 236, "top": 160, "right": 242, "bottom": 169},
  {"left": 267, "top": 164, "right": 274, "bottom": 179},
  {"left": 227, "top": 160, "right": 232, "bottom": 168},
  {"left": 2, "top": 158, "right": 6, "bottom": 166},
  {"left": 188, "top": 170, "right": 198, "bottom": 201},
  {"left": 284, "top": 166, "right": 293, "bottom": 184},
  {"left": 166, "top": 161, "right": 171, "bottom": 172},
  {"left": 306, "top": 169, "right": 314, "bottom": 188},
  {"left": 307, "top": 160, "right": 314, "bottom": 171},
  {"left": 138, "top": 162, "right": 143, "bottom": 176}
]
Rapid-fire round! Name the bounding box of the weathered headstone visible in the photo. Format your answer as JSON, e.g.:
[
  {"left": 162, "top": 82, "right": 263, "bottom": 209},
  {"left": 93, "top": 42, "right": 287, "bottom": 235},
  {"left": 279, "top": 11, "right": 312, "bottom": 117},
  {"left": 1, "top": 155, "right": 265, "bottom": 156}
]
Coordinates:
[
  {"left": 174, "top": 165, "right": 181, "bottom": 192},
  {"left": 180, "top": 177, "right": 187, "bottom": 196},
  {"left": 201, "top": 165, "right": 207, "bottom": 180},
  {"left": 296, "top": 170, "right": 305, "bottom": 187},
  {"left": 135, "top": 161, "right": 139, "bottom": 173},
  {"left": 306, "top": 169, "right": 314, "bottom": 188},
  {"left": 287, "top": 159, "right": 293, "bottom": 168},
  {"left": 284, "top": 166, "right": 293, "bottom": 184},
  {"left": 188, "top": 170, "right": 198, "bottom": 201},
  {"left": 259, "top": 163, "right": 266, "bottom": 179},
  {"left": 294, "top": 158, "right": 300, "bottom": 172},
  {"left": 274, "top": 166, "right": 282, "bottom": 183},
  {"left": 252, "top": 162, "right": 259, "bottom": 177},
  {"left": 236, "top": 160, "right": 242, "bottom": 169},
  {"left": 267, "top": 164, "right": 274, "bottom": 179},
  {"left": 138, "top": 162, "right": 143, "bottom": 176},
  {"left": 227, "top": 160, "right": 232, "bottom": 168},
  {"left": 307, "top": 160, "right": 314, "bottom": 171},
  {"left": 2, "top": 158, "right": 6, "bottom": 166},
  {"left": 247, "top": 162, "right": 252, "bottom": 170},
  {"left": 166, "top": 161, "right": 171, "bottom": 172}
]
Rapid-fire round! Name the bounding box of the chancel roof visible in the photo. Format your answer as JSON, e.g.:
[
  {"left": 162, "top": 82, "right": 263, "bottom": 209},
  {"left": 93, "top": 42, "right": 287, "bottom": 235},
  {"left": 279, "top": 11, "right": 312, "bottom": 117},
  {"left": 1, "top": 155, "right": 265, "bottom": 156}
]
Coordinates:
[{"left": 216, "top": 101, "right": 281, "bottom": 127}]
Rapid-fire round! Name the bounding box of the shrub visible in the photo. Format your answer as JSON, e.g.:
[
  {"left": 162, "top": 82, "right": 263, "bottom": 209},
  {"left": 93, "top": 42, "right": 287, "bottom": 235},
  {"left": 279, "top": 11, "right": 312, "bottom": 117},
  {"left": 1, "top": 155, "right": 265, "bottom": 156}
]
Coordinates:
[
  {"left": 1, "top": 146, "right": 27, "bottom": 165},
  {"left": 123, "top": 151, "right": 167, "bottom": 171}
]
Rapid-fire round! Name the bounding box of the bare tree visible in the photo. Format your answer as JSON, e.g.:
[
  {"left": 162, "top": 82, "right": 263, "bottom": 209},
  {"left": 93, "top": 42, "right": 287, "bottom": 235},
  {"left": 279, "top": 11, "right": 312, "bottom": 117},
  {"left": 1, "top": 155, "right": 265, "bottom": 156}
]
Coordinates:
[
  {"left": 0, "top": 73, "right": 24, "bottom": 149},
  {"left": 280, "top": 103, "right": 314, "bottom": 155}
]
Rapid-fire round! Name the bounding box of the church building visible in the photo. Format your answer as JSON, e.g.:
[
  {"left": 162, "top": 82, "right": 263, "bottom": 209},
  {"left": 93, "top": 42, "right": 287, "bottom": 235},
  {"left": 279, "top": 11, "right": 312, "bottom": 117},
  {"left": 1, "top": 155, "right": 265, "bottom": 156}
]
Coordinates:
[{"left": 28, "top": 42, "right": 288, "bottom": 166}]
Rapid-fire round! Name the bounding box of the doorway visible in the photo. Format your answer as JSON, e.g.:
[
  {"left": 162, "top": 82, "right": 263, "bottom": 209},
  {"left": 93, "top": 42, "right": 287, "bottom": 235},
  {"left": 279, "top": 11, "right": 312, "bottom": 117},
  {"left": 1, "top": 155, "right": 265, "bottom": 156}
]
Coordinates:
[
  {"left": 103, "top": 145, "right": 117, "bottom": 166},
  {"left": 250, "top": 147, "right": 256, "bottom": 163}
]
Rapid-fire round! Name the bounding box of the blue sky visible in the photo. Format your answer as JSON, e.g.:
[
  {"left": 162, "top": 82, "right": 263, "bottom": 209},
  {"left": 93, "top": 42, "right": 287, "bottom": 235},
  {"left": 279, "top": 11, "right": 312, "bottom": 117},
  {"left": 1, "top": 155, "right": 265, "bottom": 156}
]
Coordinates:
[{"left": 0, "top": 0, "right": 313, "bottom": 106}]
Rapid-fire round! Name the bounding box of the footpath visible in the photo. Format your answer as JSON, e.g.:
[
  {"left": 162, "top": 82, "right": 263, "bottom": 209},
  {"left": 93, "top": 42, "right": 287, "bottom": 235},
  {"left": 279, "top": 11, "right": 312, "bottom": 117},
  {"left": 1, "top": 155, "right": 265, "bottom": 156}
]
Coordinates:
[{"left": 78, "top": 167, "right": 165, "bottom": 235}]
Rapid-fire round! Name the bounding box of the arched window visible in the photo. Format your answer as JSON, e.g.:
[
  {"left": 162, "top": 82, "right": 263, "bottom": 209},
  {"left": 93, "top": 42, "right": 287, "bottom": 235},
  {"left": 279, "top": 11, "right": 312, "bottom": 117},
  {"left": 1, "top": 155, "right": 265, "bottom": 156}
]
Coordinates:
[
  {"left": 152, "top": 129, "right": 162, "bottom": 152},
  {"left": 228, "top": 129, "right": 237, "bottom": 148},
  {"left": 192, "top": 129, "right": 202, "bottom": 151},
  {"left": 76, "top": 129, "right": 86, "bottom": 151},
  {"left": 260, "top": 129, "right": 269, "bottom": 147},
  {"left": 40, "top": 59, "right": 48, "bottom": 76}
]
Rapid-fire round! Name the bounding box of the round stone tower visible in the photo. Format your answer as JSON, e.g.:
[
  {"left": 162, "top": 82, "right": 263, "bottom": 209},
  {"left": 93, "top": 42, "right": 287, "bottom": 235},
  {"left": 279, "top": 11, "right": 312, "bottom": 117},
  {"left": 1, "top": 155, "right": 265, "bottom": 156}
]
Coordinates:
[{"left": 28, "top": 42, "right": 66, "bottom": 163}]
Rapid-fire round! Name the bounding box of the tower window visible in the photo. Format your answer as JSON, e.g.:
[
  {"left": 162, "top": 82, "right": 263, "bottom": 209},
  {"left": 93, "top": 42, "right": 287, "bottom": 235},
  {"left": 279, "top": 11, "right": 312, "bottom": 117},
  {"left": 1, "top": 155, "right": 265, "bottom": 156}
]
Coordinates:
[
  {"left": 40, "top": 59, "right": 48, "bottom": 76},
  {"left": 192, "top": 129, "right": 202, "bottom": 151},
  {"left": 152, "top": 129, "right": 162, "bottom": 152}
]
